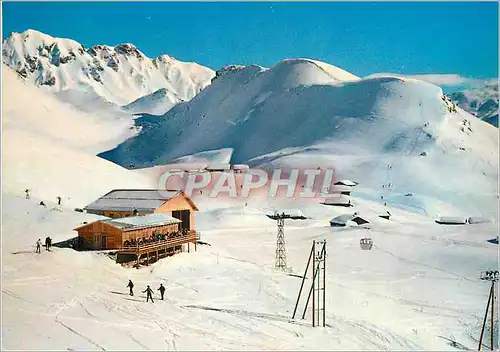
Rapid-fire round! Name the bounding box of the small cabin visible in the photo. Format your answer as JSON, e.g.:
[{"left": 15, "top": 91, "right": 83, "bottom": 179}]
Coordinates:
[{"left": 83, "top": 189, "right": 198, "bottom": 231}]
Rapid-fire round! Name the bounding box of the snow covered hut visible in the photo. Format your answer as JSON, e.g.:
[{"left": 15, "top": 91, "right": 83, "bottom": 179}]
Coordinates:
[
  {"left": 84, "top": 189, "right": 198, "bottom": 231},
  {"left": 321, "top": 194, "right": 352, "bottom": 207},
  {"left": 334, "top": 180, "right": 358, "bottom": 187},
  {"left": 330, "top": 214, "right": 369, "bottom": 227},
  {"left": 467, "top": 216, "right": 491, "bottom": 224},
  {"left": 435, "top": 216, "right": 467, "bottom": 225}
]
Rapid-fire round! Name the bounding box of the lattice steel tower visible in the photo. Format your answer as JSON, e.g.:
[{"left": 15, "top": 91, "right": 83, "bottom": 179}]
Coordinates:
[
  {"left": 267, "top": 211, "right": 307, "bottom": 272},
  {"left": 275, "top": 216, "right": 287, "bottom": 271}
]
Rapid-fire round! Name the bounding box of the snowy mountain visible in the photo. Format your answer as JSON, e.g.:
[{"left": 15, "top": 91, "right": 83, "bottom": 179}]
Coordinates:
[
  {"left": 98, "top": 59, "right": 498, "bottom": 218},
  {"left": 2, "top": 29, "right": 215, "bottom": 107},
  {"left": 449, "top": 81, "right": 498, "bottom": 127}
]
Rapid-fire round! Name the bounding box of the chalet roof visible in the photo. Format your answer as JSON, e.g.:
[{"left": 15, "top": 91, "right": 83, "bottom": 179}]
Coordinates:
[
  {"left": 334, "top": 180, "right": 358, "bottom": 187},
  {"left": 84, "top": 189, "right": 199, "bottom": 212},
  {"left": 74, "top": 213, "right": 182, "bottom": 232},
  {"left": 104, "top": 213, "right": 182, "bottom": 230}
]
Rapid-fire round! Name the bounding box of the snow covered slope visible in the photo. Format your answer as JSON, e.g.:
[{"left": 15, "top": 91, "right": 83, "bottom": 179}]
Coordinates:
[
  {"left": 123, "top": 88, "right": 182, "bottom": 116},
  {"left": 2, "top": 67, "right": 152, "bottom": 207},
  {"left": 2, "top": 29, "right": 215, "bottom": 106},
  {"left": 99, "top": 60, "right": 498, "bottom": 218},
  {"left": 2, "top": 191, "right": 498, "bottom": 351},
  {"left": 449, "top": 81, "right": 498, "bottom": 127}
]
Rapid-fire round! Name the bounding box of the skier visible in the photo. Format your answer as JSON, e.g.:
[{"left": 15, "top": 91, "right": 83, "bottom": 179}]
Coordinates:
[
  {"left": 45, "top": 237, "right": 50, "bottom": 251},
  {"left": 127, "top": 280, "right": 134, "bottom": 296},
  {"left": 35, "top": 239, "right": 42, "bottom": 254},
  {"left": 143, "top": 285, "right": 154, "bottom": 303},
  {"left": 158, "top": 283, "right": 166, "bottom": 300},
  {"left": 25, "top": 189, "right": 30, "bottom": 199},
  {"left": 56, "top": 196, "right": 61, "bottom": 206},
  {"left": 48, "top": 237, "right": 52, "bottom": 250}
]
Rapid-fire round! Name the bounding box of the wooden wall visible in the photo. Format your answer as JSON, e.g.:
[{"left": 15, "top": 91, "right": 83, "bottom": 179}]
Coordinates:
[
  {"left": 75, "top": 222, "right": 122, "bottom": 250},
  {"left": 155, "top": 194, "right": 196, "bottom": 230},
  {"left": 76, "top": 222, "right": 181, "bottom": 250}
]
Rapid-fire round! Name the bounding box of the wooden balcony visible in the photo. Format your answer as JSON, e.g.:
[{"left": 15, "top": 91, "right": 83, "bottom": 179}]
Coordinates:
[{"left": 118, "top": 231, "right": 200, "bottom": 255}]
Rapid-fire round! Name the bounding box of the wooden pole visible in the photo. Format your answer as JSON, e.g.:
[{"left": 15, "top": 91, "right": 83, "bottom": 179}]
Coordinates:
[
  {"left": 491, "top": 281, "right": 494, "bottom": 351},
  {"left": 312, "top": 240, "right": 316, "bottom": 327},
  {"left": 322, "top": 241, "right": 326, "bottom": 327},
  {"left": 479, "top": 284, "right": 493, "bottom": 351},
  {"left": 317, "top": 245, "right": 320, "bottom": 327},
  {"left": 292, "top": 243, "right": 314, "bottom": 319},
  {"left": 301, "top": 244, "right": 325, "bottom": 320}
]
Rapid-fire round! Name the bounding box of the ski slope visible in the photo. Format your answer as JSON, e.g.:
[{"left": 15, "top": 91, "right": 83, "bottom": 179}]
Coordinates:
[
  {"left": 2, "top": 191, "right": 498, "bottom": 351},
  {"left": 2, "top": 29, "right": 215, "bottom": 107},
  {"left": 2, "top": 67, "right": 152, "bottom": 207}
]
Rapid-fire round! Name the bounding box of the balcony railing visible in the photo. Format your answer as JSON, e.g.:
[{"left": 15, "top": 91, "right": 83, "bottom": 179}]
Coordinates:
[{"left": 118, "top": 231, "right": 200, "bottom": 254}]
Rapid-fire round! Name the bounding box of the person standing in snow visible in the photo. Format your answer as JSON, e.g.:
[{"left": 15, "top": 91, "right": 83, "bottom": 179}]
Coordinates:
[
  {"left": 158, "top": 284, "right": 166, "bottom": 300},
  {"left": 25, "top": 189, "right": 30, "bottom": 199},
  {"left": 143, "top": 285, "right": 154, "bottom": 303},
  {"left": 35, "top": 239, "right": 42, "bottom": 254},
  {"left": 45, "top": 237, "right": 50, "bottom": 251},
  {"left": 56, "top": 196, "right": 61, "bottom": 206},
  {"left": 127, "top": 280, "right": 134, "bottom": 296}
]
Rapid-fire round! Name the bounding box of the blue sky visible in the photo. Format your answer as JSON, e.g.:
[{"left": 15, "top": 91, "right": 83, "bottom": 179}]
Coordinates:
[{"left": 3, "top": 1, "right": 498, "bottom": 87}]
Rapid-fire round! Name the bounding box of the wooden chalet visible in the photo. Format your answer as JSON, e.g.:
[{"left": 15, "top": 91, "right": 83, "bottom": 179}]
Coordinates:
[
  {"left": 74, "top": 213, "right": 200, "bottom": 265},
  {"left": 84, "top": 189, "right": 198, "bottom": 231}
]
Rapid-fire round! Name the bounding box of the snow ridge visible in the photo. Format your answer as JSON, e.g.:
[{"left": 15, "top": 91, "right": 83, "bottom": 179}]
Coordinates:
[{"left": 2, "top": 29, "right": 215, "bottom": 109}]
